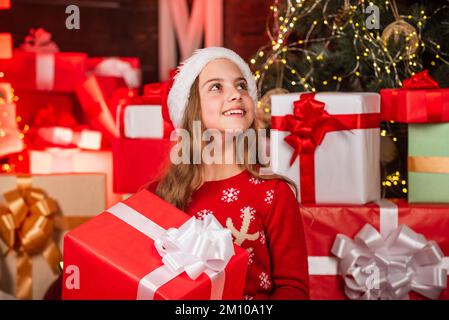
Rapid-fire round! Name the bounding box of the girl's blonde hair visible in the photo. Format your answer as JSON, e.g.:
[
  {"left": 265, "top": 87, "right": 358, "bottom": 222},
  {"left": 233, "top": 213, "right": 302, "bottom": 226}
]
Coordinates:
[{"left": 154, "top": 77, "right": 297, "bottom": 211}]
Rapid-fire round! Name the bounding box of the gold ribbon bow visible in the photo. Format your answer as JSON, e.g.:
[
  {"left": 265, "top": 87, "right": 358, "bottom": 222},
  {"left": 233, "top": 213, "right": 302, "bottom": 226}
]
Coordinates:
[{"left": 0, "top": 175, "right": 76, "bottom": 300}]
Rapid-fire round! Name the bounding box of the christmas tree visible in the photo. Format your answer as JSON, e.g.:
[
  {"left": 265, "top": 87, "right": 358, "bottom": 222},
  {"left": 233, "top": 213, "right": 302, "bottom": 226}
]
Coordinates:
[
  {"left": 252, "top": 0, "right": 449, "bottom": 198},
  {"left": 252, "top": 0, "right": 449, "bottom": 95}
]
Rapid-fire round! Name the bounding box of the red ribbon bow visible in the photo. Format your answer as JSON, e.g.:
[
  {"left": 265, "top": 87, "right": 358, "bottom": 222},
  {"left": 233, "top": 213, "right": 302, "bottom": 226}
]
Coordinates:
[
  {"left": 282, "top": 94, "right": 349, "bottom": 165},
  {"left": 21, "top": 28, "right": 59, "bottom": 54},
  {"left": 403, "top": 70, "right": 439, "bottom": 90}
]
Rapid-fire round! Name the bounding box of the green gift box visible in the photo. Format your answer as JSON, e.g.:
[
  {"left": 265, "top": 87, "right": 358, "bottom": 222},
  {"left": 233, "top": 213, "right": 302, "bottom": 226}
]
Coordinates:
[{"left": 408, "top": 123, "right": 449, "bottom": 203}]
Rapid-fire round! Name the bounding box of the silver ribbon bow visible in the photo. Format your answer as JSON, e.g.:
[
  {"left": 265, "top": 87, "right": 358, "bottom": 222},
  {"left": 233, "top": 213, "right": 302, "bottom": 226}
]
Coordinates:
[
  {"left": 154, "top": 214, "right": 235, "bottom": 280},
  {"left": 331, "top": 223, "right": 447, "bottom": 300}
]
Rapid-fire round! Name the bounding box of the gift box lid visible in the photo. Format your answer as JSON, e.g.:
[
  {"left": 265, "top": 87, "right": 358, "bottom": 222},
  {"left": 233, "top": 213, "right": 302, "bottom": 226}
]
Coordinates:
[{"left": 271, "top": 92, "right": 381, "bottom": 117}]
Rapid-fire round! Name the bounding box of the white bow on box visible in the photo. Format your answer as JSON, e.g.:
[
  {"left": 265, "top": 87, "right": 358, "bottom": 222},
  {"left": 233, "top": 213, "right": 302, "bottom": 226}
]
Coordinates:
[
  {"left": 94, "top": 58, "right": 141, "bottom": 88},
  {"left": 331, "top": 212, "right": 447, "bottom": 300},
  {"left": 155, "top": 214, "right": 235, "bottom": 280}
]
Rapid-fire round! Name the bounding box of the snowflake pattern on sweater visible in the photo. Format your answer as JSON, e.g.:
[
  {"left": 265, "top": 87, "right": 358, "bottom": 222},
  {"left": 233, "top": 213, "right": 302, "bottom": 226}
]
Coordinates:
[
  {"left": 195, "top": 209, "right": 214, "bottom": 220},
  {"left": 184, "top": 170, "right": 310, "bottom": 300},
  {"left": 221, "top": 187, "right": 240, "bottom": 203}
]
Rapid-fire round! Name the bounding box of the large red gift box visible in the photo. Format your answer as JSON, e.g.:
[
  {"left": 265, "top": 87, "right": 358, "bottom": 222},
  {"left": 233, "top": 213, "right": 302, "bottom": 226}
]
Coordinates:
[
  {"left": 112, "top": 137, "right": 174, "bottom": 193},
  {"left": 62, "top": 189, "right": 249, "bottom": 299},
  {"left": 0, "top": 50, "right": 87, "bottom": 92},
  {"left": 380, "top": 70, "right": 449, "bottom": 123},
  {"left": 302, "top": 200, "right": 449, "bottom": 300}
]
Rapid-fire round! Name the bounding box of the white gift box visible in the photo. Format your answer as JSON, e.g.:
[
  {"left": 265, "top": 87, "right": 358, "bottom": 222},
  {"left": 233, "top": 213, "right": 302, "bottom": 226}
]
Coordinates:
[
  {"left": 270, "top": 92, "right": 381, "bottom": 204},
  {"left": 123, "top": 105, "right": 164, "bottom": 138}
]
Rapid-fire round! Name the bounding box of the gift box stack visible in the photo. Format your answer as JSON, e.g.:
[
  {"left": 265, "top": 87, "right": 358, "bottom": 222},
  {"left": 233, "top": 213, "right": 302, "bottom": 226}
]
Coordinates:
[
  {"left": 269, "top": 78, "right": 449, "bottom": 300},
  {"left": 62, "top": 90, "right": 248, "bottom": 300},
  {"left": 112, "top": 81, "right": 175, "bottom": 194},
  {"left": 0, "top": 27, "right": 177, "bottom": 300}
]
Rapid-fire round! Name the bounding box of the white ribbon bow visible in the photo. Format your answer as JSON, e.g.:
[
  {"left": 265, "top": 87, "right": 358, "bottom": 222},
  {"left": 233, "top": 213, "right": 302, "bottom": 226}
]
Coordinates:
[
  {"left": 332, "top": 223, "right": 447, "bottom": 300},
  {"left": 154, "top": 214, "right": 235, "bottom": 280},
  {"left": 94, "top": 58, "right": 141, "bottom": 88}
]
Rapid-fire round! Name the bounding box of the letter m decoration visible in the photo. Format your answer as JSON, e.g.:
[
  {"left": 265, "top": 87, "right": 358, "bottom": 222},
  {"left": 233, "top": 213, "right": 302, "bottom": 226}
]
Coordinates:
[
  {"left": 158, "top": 0, "right": 223, "bottom": 80},
  {"left": 0, "top": 0, "right": 12, "bottom": 59}
]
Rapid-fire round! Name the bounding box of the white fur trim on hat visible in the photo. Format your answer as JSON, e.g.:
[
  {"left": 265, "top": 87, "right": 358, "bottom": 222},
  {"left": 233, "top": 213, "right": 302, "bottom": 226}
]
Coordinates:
[{"left": 167, "top": 47, "right": 258, "bottom": 128}]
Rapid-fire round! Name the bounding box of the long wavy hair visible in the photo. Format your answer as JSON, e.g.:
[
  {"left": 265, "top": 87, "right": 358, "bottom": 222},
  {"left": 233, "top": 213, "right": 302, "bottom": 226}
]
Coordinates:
[{"left": 155, "top": 77, "right": 297, "bottom": 211}]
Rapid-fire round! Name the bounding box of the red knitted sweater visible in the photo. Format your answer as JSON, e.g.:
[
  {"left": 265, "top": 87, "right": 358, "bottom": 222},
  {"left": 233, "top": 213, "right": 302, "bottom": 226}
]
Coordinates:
[{"left": 148, "top": 170, "right": 309, "bottom": 300}]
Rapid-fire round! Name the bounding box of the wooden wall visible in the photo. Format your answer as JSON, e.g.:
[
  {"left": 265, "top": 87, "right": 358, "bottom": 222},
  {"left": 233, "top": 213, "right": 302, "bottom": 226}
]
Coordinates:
[{"left": 0, "top": 0, "right": 270, "bottom": 84}]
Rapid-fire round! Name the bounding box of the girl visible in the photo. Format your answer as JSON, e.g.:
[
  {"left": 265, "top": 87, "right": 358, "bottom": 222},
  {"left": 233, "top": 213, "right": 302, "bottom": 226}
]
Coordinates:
[{"left": 148, "top": 47, "right": 309, "bottom": 300}]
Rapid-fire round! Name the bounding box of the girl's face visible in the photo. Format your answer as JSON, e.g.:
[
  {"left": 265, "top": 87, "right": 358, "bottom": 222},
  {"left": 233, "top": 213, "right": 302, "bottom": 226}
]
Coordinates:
[{"left": 198, "top": 58, "right": 255, "bottom": 132}]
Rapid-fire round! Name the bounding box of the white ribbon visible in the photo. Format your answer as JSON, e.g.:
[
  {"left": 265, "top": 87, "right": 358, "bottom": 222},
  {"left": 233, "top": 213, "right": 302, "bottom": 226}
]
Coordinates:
[
  {"left": 44, "top": 147, "right": 80, "bottom": 173},
  {"left": 107, "top": 202, "right": 234, "bottom": 299},
  {"left": 154, "top": 213, "right": 235, "bottom": 280},
  {"left": 332, "top": 224, "right": 447, "bottom": 300},
  {"left": 36, "top": 53, "right": 55, "bottom": 91},
  {"left": 307, "top": 200, "right": 449, "bottom": 300},
  {"left": 94, "top": 58, "right": 141, "bottom": 88}
]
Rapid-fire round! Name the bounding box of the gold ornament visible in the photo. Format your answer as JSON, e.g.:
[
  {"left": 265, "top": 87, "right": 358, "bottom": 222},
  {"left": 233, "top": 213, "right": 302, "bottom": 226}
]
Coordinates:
[
  {"left": 257, "top": 87, "right": 289, "bottom": 130},
  {"left": 381, "top": 19, "right": 419, "bottom": 57}
]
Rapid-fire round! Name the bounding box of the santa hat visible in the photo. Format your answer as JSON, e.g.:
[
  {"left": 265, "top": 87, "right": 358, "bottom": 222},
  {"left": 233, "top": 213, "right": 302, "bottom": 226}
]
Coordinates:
[{"left": 167, "top": 47, "right": 258, "bottom": 128}]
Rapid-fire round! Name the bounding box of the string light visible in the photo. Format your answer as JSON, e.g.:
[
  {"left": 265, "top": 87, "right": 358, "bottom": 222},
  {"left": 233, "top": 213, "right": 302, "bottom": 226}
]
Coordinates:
[
  {"left": 0, "top": 72, "right": 27, "bottom": 174},
  {"left": 250, "top": 0, "right": 449, "bottom": 139}
]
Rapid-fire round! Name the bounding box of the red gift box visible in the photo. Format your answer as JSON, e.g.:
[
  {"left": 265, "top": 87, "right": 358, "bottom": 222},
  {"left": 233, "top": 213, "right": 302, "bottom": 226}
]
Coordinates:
[
  {"left": 14, "top": 90, "right": 82, "bottom": 127},
  {"left": 302, "top": 199, "right": 449, "bottom": 300},
  {"left": 76, "top": 75, "right": 136, "bottom": 145},
  {"left": 62, "top": 189, "right": 249, "bottom": 299},
  {"left": 143, "top": 72, "right": 177, "bottom": 129},
  {"left": 381, "top": 70, "right": 449, "bottom": 123},
  {"left": 0, "top": 49, "right": 87, "bottom": 92},
  {"left": 112, "top": 137, "right": 174, "bottom": 193},
  {"left": 86, "top": 57, "right": 141, "bottom": 88}
]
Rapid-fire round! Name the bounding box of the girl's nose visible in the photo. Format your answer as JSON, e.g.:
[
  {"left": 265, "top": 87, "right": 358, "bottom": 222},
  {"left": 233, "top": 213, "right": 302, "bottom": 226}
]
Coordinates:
[{"left": 228, "top": 86, "right": 242, "bottom": 102}]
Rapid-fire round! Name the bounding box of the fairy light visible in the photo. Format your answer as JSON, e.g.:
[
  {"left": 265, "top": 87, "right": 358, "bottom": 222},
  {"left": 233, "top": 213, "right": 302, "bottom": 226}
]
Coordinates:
[
  {"left": 251, "top": 0, "right": 449, "bottom": 121},
  {"left": 0, "top": 77, "right": 27, "bottom": 174}
]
